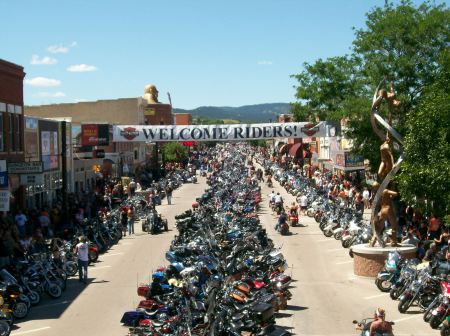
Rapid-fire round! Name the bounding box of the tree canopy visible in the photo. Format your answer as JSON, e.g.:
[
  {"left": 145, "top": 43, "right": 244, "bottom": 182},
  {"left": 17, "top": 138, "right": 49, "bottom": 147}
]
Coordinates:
[
  {"left": 290, "top": 0, "right": 450, "bottom": 213},
  {"left": 163, "top": 142, "right": 188, "bottom": 163}
]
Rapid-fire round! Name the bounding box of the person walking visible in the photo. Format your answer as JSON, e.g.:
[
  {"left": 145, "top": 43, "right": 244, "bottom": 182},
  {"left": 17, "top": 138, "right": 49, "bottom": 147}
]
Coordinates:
[
  {"left": 363, "top": 188, "right": 371, "bottom": 209},
  {"left": 120, "top": 208, "right": 128, "bottom": 237},
  {"left": 74, "top": 236, "right": 89, "bottom": 284},
  {"left": 166, "top": 185, "right": 173, "bottom": 205},
  {"left": 127, "top": 206, "right": 135, "bottom": 235}
]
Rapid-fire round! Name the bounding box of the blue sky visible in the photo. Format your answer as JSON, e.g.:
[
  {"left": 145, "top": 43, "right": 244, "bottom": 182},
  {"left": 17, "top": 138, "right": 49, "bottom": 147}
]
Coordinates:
[{"left": 0, "top": 0, "right": 434, "bottom": 109}]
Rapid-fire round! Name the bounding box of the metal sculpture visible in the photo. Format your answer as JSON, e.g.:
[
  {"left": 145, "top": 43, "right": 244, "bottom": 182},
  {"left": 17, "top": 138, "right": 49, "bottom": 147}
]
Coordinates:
[{"left": 369, "top": 80, "right": 404, "bottom": 247}]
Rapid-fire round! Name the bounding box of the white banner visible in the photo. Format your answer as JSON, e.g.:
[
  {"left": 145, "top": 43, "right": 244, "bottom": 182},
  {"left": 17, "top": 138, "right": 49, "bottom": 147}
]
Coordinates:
[{"left": 113, "top": 122, "right": 325, "bottom": 142}]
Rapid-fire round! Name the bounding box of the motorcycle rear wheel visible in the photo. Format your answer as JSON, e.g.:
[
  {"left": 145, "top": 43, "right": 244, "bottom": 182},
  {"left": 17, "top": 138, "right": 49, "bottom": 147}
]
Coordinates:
[
  {"left": 28, "top": 290, "right": 41, "bottom": 306},
  {"left": 324, "top": 230, "right": 333, "bottom": 238},
  {"left": 0, "top": 321, "right": 10, "bottom": 336},
  {"left": 390, "top": 285, "right": 404, "bottom": 300},
  {"left": 47, "top": 283, "right": 62, "bottom": 299},
  {"left": 333, "top": 231, "right": 342, "bottom": 240},
  {"left": 89, "top": 250, "right": 99, "bottom": 263},
  {"left": 342, "top": 239, "right": 352, "bottom": 248},
  {"left": 375, "top": 278, "right": 391, "bottom": 292},
  {"left": 65, "top": 262, "right": 78, "bottom": 277},
  {"left": 12, "top": 301, "right": 29, "bottom": 319},
  {"left": 398, "top": 296, "right": 413, "bottom": 313},
  {"left": 441, "top": 326, "right": 450, "bottom": 336},
  {"left": 430, "top": 314, "right": 444, "bottom": 329}
]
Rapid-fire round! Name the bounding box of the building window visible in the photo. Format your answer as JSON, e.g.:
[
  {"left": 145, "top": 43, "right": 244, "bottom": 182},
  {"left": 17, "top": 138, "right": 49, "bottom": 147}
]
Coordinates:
[
  {"left": 0, "top": 114, "right": 3, "bottom": 152},
  {"left": 9, "top": 114, "right": 14, "bottom": 151},
  {"left": 15, "top": 114, "right": 21, "bottom": 151}
]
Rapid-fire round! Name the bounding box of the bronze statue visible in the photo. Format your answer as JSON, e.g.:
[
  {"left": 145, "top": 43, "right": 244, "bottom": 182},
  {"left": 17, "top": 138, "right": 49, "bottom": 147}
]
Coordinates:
[
  {"left": 144, "top": 84, "right": 160, "bottom": 104},
  {"left": 369, "top": 80, "right": 404, "bottom": 247},
  {"left": 370, "top": 182, "right": 399, "bottom": 247},
  {"left": 378, "top": 135, "right": 394, "bottom": 181}
]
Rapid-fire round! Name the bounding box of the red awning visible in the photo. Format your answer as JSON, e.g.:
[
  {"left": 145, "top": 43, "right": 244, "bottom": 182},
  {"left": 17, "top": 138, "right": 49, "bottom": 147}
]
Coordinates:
[{"left": 288, "top": 143, "right": 302, "bottom": 157}]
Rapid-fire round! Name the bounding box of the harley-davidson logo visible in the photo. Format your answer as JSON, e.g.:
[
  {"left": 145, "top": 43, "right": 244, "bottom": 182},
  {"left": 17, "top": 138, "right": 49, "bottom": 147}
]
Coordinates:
[
  {"left": 120, "top": 127, "right": 139, "bottom": 141},
  {"left": 301, "top": 123, "right": 319, "bottom": 137}
]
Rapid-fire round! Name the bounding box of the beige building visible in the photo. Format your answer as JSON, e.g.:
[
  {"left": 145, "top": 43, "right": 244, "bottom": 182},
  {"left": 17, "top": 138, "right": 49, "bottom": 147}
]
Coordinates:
[
  {"left": 25, "top": 93, "right": 174, "bottom": 186},
  {"left": 26, "top": 97, "right": 148, "bottom": 124}
]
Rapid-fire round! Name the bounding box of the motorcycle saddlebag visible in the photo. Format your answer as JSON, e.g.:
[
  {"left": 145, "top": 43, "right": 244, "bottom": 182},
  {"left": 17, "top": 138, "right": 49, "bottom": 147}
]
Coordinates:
[
  {"left": 137, "top": 285, "right": 150, "bottom": 297},
  {"left": 120, "top": 311, "right": 146, "bottom": 327},
  {"left": 137, "top": 299, "right": 156, "bottom": 309},
  {"left": 250, "top": 302, "right": 274, "bottom": 322}
]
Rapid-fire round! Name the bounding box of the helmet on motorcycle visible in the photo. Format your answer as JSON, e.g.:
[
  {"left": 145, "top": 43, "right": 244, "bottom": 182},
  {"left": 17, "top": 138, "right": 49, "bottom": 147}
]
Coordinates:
[{"left": 192, "top": 202, "right": 199, "bottom": 209}]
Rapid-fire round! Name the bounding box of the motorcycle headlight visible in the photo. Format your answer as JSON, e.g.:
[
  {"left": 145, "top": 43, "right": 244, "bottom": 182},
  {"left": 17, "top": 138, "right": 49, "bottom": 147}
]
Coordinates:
[
  {"left": 444, "top": 297, "right": 450, "bottom": 305},
  {"left": 276, "top": 282, "right": 283, "bottom": 289}
]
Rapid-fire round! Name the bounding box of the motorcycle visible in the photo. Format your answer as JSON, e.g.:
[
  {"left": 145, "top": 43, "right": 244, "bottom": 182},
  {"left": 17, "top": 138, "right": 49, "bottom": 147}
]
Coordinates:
[
  {"left": 375, "top": 251, "right": 403, "bottom": 292},
  {"left": 398, "top": 267, "right": 439, "bottom": 313}
]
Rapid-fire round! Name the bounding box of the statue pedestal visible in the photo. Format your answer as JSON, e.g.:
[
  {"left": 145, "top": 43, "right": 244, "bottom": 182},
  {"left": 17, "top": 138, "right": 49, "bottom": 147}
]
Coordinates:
[{"left": 351, "top": 244, "right": 417, "bottom": 278}]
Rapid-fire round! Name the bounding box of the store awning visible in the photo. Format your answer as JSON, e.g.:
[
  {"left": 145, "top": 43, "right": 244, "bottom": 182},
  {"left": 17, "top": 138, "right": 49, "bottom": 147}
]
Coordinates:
[{"left": 288, "top": 143, "right": 302, "bottom": 157}]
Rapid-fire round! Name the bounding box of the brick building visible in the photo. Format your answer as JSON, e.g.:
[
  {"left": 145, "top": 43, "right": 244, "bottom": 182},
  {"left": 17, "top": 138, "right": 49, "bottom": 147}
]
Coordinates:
[
  {"left": 0, "top": 59, "right": 26, "bottom": 210},
  {"left": 174, "top": 113, "right": 192, "bottom": 125}
]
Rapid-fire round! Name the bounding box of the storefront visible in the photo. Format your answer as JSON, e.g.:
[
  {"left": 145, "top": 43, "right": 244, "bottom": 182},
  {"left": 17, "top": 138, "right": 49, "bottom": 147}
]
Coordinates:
[{"left": 331, "top": 151, "right": 365, "bottom": 183}]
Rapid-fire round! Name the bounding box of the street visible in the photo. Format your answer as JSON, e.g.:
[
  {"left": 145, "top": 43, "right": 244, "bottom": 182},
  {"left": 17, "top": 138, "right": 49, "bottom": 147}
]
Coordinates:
[
  {"left": 11, "top": 174, "right": 439, "bottom": 336},
  {"left": 11, "top": 177, "right": 208, "bottom": 336}
]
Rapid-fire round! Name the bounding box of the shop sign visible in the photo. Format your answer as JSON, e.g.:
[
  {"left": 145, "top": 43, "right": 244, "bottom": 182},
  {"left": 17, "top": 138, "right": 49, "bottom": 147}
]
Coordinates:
[
  {"left": 20, "top": 174, "right": 44, "bottom": 186},
  {"left": 335, "top": 153, "right": 345, "bottom": 167},
  {"left": 0, "top": 190, "right": 10, "bottom": 211},
  {"left": 81, "top": 124, "right": 109, "bottom": 146},
  {"left": 8, "top": 162, "right": 43, "bottom": 174},
  {"left": 345, "top": 153, "right": 364, "bottom": 168}
]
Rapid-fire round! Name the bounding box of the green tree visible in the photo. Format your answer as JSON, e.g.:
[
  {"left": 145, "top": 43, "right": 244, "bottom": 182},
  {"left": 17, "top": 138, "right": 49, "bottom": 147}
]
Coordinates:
[
  {"left": 397, "top": 54, "right": 450, "bottom": 217},
  {"left": 163, "top": 142, "right": 188, "bottom": 163},
  {"left": 290, "top": 0, "right": 450, "bottom": 173},
  {"left": 291, "top": 56, "right": 366, "bottom": 121}
]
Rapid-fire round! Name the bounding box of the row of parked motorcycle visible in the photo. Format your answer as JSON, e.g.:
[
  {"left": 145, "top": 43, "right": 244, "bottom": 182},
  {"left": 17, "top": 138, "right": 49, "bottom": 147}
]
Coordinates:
[
  {"left": 0, "top": 169, "right": 193, "bottom": 336},
  {"left": 120, "top": 147, "right": 291, "bottom": 335},
  {"left": 375, "top": 250, "right": 450, "bottom": 335},
  {"left": 260, "top": 159, "right": 373, "bottom": 249}
]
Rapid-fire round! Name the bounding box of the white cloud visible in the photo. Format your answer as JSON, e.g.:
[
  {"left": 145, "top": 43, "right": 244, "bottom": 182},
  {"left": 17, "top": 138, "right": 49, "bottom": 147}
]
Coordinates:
[
  {"left": 31, "top": 54, "right": 57, "bottom": 65},
  {"left": 67, "top": 64, "right": 98, "bottom": 72},
  {"left": 25, "top": 77, "right": 61, "bottom": 87},
  {"left": 257, "top": 60, "right": 273, "bottom": 65},
  {"left": 48, "top": 45, "right": 69, "bottom": 53},
  {"left": 47, "top": 41, "right": 77, "bottom": 54},
  {"left": 34, "top": 92, "right": 66, "bottom": 98}
]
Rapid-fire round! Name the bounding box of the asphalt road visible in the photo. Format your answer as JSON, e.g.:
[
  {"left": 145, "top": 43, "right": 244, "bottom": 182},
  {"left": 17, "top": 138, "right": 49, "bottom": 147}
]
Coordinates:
[
  {"left": 12, "top": 170, "right": 439, "bottom": 336},
  {"left": 12, "top": 177, "right": 208, "bottom": 336},
  {"left": 258, "top": 171, "right": 439, "bottom": 336}
]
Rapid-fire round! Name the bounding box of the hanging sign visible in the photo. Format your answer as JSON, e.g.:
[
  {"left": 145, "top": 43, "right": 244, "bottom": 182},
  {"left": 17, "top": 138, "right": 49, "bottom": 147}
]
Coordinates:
[
  {"left": 113, "top": 122, "right": 325, "bottom": 142},
  {"left": 81, "top": 124, "right": 109, "bottom": 146},
  {"left": 20, "top": 174, "right": 44, "bottom": 186}
]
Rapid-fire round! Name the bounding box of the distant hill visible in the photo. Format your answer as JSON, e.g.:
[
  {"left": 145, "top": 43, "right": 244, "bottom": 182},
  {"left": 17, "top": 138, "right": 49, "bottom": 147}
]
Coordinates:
[{"left": 173, "top": 103, "right": 291, "bottom": 123}]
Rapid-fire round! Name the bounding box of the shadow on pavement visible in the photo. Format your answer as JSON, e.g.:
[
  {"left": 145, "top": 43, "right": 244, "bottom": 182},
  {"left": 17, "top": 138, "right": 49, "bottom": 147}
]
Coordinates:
[
  {"left": 286, "top": 305, "right": 308, "bottom": 311},
  {"left": 16, "top": 277, "right": 94, "bottom": 321}
]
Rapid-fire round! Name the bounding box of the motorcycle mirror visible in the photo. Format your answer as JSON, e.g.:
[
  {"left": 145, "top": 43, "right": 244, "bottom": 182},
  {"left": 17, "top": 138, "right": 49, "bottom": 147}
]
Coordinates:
[
  {"left": 352, "top": 320, "right": 358, "bottom": 324},
  {"left": 390, "top": 322, "right": 395, "bottom": 325}
]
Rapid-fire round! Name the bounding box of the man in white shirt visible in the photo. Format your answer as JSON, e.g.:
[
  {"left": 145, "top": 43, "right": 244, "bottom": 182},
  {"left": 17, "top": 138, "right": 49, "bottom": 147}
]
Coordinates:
[
  {"left": 298, "top": 193, "right": 308, "bottom": 215},
  {"left": 274, "top": 193, "right": 283, "bottom": 205},
  {"left": 363, "top": 188, "right": 371, "bottom": 209},
  {"left": 268, "top": 191, "right": 276, "bottom": 205},
  {"left": 74, "top": 236, "right": 89, "bottom": 284}
]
